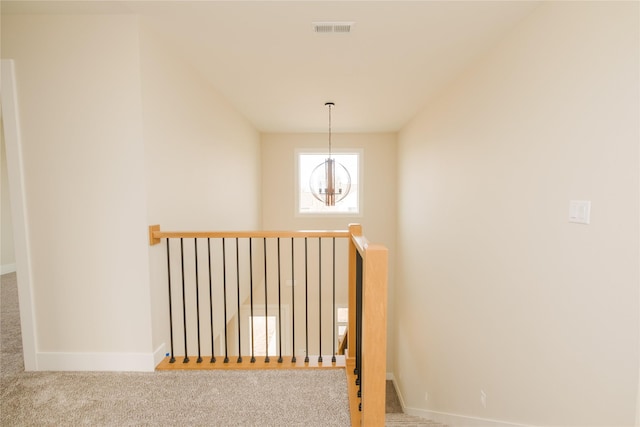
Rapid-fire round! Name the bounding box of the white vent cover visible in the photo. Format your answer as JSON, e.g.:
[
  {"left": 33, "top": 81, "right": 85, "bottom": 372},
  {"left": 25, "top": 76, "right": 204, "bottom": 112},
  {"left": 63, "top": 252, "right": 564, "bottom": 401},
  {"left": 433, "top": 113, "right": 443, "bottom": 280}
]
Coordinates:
[{"left": 313, "top": 22, "right": 355, "bottom": 33}]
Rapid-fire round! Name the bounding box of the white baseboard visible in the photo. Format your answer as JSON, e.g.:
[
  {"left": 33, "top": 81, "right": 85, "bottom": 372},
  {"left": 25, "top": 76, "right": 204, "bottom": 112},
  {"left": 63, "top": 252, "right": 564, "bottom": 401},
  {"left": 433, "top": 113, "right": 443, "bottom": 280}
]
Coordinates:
[
  {"left": 36, "top": 350, "right": 158, "bottom": 372},
  {"left": 387, "top": 373, "right": 534, "bottom": 427},
  {"left": 1, "top": 263, "right": 16, "bottom": 275},
  {"left": 153, "top": 343, "right": 166, "bottom": 367},
  {"left": 403, "top": 407, "right": 534, "bottom": 427}
]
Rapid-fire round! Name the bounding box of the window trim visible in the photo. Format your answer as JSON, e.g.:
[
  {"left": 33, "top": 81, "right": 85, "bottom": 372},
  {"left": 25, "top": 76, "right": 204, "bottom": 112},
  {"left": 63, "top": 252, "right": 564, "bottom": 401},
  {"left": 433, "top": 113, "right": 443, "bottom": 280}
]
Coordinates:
[{"left": 294, "top": 148, "right": 363, "bottom": 218}]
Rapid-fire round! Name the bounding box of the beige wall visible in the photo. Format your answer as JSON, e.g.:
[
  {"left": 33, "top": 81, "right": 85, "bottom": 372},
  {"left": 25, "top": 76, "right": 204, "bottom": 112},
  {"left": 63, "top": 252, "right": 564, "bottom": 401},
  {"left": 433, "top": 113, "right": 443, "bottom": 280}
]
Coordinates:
[
  {"left": 261, "top": 132, "right": 397, "bottom": 368},
  {"left": 139, "top": 24, "right": 261, "bottom": 232},
  {"left": 396, "top": 2, "right": 639, "bottom": 426},
  {"left": 138, "top": 23, "right": 262, "bottom": 356},
  {"left": 2, "top": 15, "right": 153, "bottom": 361},
  {"left": 1, "top": 14, "right": 262, "bottom": 370}
]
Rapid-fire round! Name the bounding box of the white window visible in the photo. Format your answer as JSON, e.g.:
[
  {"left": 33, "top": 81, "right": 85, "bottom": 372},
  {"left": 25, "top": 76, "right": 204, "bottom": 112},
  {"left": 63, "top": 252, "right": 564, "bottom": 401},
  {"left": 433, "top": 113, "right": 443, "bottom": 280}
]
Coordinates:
[{"left": 297, "top": 152, "right": 360, "bottom": 215}]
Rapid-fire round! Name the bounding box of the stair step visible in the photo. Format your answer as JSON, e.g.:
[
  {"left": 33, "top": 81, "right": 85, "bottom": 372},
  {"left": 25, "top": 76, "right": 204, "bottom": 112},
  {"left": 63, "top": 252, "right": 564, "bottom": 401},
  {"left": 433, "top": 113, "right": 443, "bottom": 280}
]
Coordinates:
[{"left": 385, "top": 412, "right": 447, "bottom": 427}]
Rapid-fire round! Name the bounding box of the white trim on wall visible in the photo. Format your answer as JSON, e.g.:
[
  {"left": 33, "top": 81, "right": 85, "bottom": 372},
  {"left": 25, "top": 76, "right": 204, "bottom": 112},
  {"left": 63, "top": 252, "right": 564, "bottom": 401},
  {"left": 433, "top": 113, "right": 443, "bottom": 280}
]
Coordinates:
[
  {"left": 1, "top": 263, "right": 17, "bottom": 275},
  {"left": 403, "top": 407, "right": 536, "bottom": 427},
  {"left": 387, "top": 374, "right": 536, "bottom": 427},
  {"left": 1, "top": 59, "right": 38, "bottom": 371},
  {"left": 153, "top": 343, "right": 167, "bottom": 367},
  {"left": 34, "top": 344, "right": 165, "bottom": 372},
  {"left": 37, "top": 350, "right": 159, "bottom": 372}
]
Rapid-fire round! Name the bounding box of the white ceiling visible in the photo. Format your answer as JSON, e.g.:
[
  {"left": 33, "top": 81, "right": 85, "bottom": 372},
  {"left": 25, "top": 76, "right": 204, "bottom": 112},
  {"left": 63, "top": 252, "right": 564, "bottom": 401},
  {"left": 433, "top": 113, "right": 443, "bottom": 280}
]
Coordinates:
[{"left": 2, "top": 1, "right": 540, "bottom": 133}]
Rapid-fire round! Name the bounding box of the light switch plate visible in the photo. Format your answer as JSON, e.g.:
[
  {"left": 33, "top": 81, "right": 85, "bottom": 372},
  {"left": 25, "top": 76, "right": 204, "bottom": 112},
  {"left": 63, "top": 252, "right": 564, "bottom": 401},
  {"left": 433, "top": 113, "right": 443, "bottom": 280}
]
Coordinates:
[{"left": 569, "top": 200, "right": 591, "bottom": 224}]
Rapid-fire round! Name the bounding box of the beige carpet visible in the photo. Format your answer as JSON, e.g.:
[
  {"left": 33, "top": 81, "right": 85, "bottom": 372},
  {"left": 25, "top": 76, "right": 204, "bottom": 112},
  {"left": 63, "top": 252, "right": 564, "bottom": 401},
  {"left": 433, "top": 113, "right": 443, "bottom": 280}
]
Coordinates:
[
  {"left": 1, "top": 272, "right": 442, "bottom": 426},
  {"left": 386, "top": 379, "right": 403, "bottom": 413},
  {"left": 1, "top": 273, "right": 350, "bottom": 426},
  {"left": 3, "top": 369, "right": 353, "bottom": 426}
]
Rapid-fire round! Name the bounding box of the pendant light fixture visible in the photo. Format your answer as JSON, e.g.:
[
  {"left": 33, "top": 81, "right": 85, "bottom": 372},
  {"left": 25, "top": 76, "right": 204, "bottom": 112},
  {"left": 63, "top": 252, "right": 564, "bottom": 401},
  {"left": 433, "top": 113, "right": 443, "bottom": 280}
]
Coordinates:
[{"left": 310, "top": 102, "right": 351, "bottom": 206}]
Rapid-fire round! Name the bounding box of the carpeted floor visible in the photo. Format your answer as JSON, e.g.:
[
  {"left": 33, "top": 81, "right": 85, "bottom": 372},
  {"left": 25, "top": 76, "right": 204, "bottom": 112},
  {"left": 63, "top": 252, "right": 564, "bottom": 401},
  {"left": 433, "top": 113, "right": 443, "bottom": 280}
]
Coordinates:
[
  {"left": 386, "top": 379, "right": 403, "bottom": 413},
  {"left": 1, "top": 272, "right": 443, "bottom": 426},
  {"left": 1, "top": 273, "right": 350, "bottom": 426},
  {"left": 3, "top": 368, "right": 352, "bottom": 426}
]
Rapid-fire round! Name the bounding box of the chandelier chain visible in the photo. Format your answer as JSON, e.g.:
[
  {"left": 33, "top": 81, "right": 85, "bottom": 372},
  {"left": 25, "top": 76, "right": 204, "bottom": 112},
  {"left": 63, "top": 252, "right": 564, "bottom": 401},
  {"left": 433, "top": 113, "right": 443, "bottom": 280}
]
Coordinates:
[{"left": 328, "top": 103, "right": 332, "bottom": 158}]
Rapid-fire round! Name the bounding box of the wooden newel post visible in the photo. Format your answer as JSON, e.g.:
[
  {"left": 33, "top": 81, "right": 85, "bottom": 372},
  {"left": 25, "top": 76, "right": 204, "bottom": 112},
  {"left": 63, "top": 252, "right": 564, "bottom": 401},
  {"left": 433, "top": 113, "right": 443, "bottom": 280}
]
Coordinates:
[{"left": 361, "top": 244, "right": 388, "bottom": 426}]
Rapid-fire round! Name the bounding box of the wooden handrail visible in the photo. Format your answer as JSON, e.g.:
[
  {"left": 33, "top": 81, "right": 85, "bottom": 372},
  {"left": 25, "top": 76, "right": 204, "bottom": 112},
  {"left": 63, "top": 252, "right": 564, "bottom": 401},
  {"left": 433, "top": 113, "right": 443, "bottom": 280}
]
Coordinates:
[
  {"left": 350, "top": 235, "right": 369, "bottom": 257},
  {"left": 347, "top": 224, "right": 361, "bottom": 361},
  {"left": 149, "top": 225, "right": 349, "bottom": 246}
]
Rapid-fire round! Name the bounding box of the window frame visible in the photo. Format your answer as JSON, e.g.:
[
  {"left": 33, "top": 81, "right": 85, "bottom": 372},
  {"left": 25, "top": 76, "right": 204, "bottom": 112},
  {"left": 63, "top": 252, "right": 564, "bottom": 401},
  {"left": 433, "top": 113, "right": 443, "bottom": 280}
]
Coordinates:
[{"left": 295, "top": 148, "right": 363, "bottom": 217}]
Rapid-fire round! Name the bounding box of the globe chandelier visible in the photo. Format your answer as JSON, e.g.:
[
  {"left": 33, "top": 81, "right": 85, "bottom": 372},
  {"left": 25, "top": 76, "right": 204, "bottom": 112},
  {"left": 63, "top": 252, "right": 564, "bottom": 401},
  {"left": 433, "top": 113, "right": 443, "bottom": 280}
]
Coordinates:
[{"left": 309, "top": 102, "right": 351, "bottom": 206}]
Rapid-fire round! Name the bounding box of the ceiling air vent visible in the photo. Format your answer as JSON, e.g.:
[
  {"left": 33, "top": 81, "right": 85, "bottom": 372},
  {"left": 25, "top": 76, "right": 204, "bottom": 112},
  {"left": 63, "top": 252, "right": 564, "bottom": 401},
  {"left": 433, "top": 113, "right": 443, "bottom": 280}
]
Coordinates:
[{"left": 313, "top": 22, "right": 355, "bottom": 34}]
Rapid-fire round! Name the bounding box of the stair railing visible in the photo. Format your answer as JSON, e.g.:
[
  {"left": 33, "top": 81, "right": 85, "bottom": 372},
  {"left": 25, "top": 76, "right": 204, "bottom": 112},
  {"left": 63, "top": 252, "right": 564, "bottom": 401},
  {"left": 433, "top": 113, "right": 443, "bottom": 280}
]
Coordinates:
[{"left": 148, "top": 223, "right": 387, "bottom": 427}]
